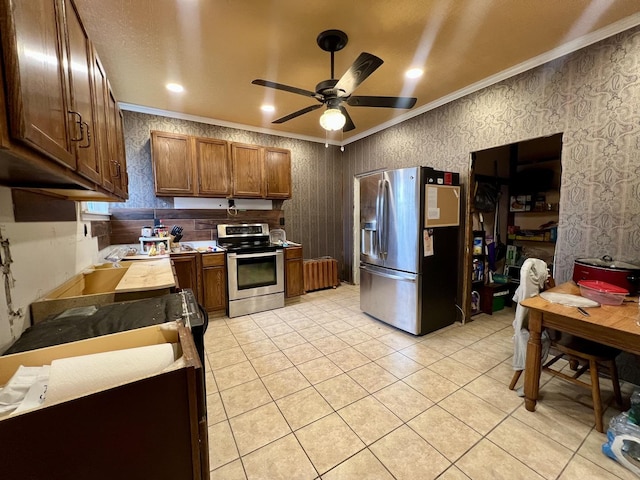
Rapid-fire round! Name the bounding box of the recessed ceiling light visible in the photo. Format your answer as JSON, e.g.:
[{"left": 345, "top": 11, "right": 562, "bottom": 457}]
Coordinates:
[
  {"left": 405, "top": 68, "right": 424, "bottom": 79},
  {"left": 166, "top": 83, "right": 184, "bottom": 93},
  {"left": 261, "top": 105, "right": 275, "bottom": 113}
]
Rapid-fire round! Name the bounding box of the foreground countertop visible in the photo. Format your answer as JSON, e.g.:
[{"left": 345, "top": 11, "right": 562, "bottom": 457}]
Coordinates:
[{"left": 116, "top": 258, "right": 175, "bottom": 292}]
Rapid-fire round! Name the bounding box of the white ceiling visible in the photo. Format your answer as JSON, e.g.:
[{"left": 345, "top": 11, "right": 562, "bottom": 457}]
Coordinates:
[{"left": 74, "top": 0, "right": 640, "bottom": 145}]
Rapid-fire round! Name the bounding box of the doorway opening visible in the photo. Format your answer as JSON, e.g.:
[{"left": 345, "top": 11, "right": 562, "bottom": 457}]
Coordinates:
[{"left": 463, "top": 133, "right": 563, "bottom": 321}]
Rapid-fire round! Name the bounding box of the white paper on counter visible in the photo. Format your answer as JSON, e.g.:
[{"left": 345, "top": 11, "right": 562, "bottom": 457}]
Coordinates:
[{"left": 45, "top": 343, "right": 177, "bottom": 406}]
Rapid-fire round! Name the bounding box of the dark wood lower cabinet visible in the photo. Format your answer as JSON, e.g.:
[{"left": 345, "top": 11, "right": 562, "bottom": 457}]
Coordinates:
[
  {"left": 202, "top": 253, "right": 227, "bottom": 313},
  {"left": 170, "top": 252, "right": 202, "bottom": 304},
  {"left": 171, "top": 248, "right": 302, "bottom": 312},
  {"left": 285, "top": 246, "right": 304, "bottom": 298}
]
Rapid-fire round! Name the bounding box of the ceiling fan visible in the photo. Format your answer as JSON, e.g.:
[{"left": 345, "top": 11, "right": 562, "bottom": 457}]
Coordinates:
[{"left": 252, "top": 29, "right": 417, "bottom": 132}]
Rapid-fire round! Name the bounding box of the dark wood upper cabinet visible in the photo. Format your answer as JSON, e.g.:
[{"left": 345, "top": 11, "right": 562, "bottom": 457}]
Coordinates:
[
  {"left": 196, "top": 137, "right": 231, "bottom": 197},
  {"left": 114, "top": 107, "right": 128, "bottom": 199},
  {"left": 1, "top": 0, "right": 75, "bottom": 168},
  {"left": 231, "top": 142, "right": 264, "bottom": 198},
  {"left": 91, "top": 48, "right": 113, "bottom": 193},
  {"left": 264, "top": 147, "right": 291, "bottom": 199},
  {"left": 0, "top": 0, "right": 127, "bottom": 200},
  {"left": 63, "top": 0, "right": 99, "bottom": 183},
  {"left": 109, "top": 87, "right": 127, "bottom": 199},
  {"left": 151, "top": 131, "right": 195, "bottom": 196},
  {"left": 151, "top": 131, "right": 292, "bottom": 200}
]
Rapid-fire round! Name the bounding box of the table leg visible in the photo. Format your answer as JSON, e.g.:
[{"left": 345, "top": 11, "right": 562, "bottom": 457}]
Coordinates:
[{"left": 524, "top": 310, "right": 543, "bottom": 411}]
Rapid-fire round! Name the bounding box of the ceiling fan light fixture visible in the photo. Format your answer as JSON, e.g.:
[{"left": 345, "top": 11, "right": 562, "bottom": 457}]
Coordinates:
[{"left": 319, "top": 108, "right": 346, "bottom": 131}]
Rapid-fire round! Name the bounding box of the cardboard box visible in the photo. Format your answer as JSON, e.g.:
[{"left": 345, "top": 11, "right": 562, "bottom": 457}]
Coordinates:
[
  {"left": 0, "top": 322, "right": 208, "bottom": 479},
  {"left": 505, "top": 245, "right": 518, "bottom": 266},
  {"left": 509, "top": 195, "right": 532, "bottom": 212}
]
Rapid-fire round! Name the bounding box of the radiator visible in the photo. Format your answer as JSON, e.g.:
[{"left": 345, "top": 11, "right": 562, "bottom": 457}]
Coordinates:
[{"left": 303, "top": 257, "right": 339, "bottom": 292}]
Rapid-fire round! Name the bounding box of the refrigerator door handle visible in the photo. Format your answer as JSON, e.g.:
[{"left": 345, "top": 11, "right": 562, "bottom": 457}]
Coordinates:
[
  {"left": 379, "top": 179, "right": 389, "bottom": 258},
  {"left": 360, "top": 264, "right": 416, "bottom": 282},
  {"left": 375, "top": 179, "right": 383, "bottom": 257}
]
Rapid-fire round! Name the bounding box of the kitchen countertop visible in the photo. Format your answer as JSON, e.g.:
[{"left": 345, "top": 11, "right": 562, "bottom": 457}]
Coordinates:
[{"left": 117, "top": 258, "right": 175, "bottom": 292}]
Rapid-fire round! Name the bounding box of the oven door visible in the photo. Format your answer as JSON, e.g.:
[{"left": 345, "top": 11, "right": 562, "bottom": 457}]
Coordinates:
[{"left": 227, "top": 250, "right": 284, "bottom": 301}]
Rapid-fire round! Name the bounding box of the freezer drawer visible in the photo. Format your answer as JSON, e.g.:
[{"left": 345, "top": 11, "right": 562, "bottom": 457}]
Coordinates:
[{"left": 360, "top": 264, "right": 421, "bottom": 335}]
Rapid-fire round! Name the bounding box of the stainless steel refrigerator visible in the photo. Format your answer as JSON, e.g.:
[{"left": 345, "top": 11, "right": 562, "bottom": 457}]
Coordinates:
[{"left": 359, "top": 166, "right": 460, "bottom": 335}]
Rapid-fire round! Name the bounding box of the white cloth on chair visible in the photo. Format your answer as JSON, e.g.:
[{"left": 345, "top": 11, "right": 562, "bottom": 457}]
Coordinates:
[{"left": 512, "top": 258, "right": 551, "bottom": 372}]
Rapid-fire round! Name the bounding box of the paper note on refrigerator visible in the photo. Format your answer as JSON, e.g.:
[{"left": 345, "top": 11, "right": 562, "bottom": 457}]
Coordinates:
[
  {"left": 423, "top": 230, "right": 434, "bottom": 257},
  {"left": 427, "top": 187, "right": 440, "bottom": 219}
]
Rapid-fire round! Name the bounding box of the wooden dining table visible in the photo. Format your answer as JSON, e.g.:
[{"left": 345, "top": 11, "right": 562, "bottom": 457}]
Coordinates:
[{"left": 520, "top": 281, "right": 640, "bottom": 412}]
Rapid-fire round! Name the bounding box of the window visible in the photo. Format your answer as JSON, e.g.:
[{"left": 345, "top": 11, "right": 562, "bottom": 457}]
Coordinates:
[{"left": 81, "top": 201, "right": 110, "bottom": 218}]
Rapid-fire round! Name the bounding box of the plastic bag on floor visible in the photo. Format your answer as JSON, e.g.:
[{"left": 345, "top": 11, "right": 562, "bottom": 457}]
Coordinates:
[{"left": 602, "top": 388, "right": 640, "bottom": 477}]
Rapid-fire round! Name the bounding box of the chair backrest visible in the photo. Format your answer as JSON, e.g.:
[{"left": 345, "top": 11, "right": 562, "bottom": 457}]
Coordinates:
[
  {"left": 519, "top": 258, "right": 549, "bottom": 295},
  {"left": 513, "top": 258, "right": 549, "bottom": 332},
  {"left": 512, "top": 258, "right": 551, "bottom": 371}
]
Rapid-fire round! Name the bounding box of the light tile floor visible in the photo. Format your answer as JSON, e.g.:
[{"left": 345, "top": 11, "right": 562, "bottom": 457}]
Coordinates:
[{"left": 204, "top": 284, "right": 637, "bottom": 480}]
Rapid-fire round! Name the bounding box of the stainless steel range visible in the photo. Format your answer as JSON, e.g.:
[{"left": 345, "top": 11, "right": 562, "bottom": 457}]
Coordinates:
[{"left": 217, "top": 223, "right": 284, "bottom": 317}]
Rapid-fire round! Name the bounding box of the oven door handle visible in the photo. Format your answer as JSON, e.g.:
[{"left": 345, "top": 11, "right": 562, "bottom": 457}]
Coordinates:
[{"left": 228, "top": 251, "right": 282, "bottom": 259}]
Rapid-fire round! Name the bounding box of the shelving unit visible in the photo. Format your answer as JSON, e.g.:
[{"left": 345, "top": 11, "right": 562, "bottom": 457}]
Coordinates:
[
  {"left": 139, "top": 237, "right": 171, "bottom": 253},
  {"left": 471, "top": 230, "right": 486, "bottom": 284},
  {"left": 507, "top": 187, "right": 559, "bottom": 270},
  {"left": 471, "top": 230, "right": 486, "bottom": 315}
]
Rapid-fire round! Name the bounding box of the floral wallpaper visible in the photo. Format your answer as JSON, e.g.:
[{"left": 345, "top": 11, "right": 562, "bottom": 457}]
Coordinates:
[{"left": 342, "top": 26, "right": 640, "bottom": 286}]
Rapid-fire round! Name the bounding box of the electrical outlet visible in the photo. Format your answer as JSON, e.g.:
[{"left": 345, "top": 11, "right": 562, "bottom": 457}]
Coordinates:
[{"left": 228, "top": 199, "right": 235, "bottom": 207}]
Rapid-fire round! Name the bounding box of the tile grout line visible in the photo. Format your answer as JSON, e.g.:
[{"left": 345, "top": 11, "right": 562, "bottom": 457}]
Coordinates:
[{"left": 207, "top": 301, "right": 617, "bottom": 479}]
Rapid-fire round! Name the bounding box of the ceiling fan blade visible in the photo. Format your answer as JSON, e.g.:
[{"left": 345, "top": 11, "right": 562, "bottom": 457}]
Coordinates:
[
  {"left": 272, "top": 104, "right": 323, "bottom": 124},
  {"left": 334, "top": 52, "right": 384, "bottom": 97},
  {"left": 252, "top": 79, "right": 318, "bottom": 99},
  {"left": 338, "top": 106, "right": 356, "bottom": 132},
  {"left": 347, "top": 96, "right": 417, "bottom": 109}
]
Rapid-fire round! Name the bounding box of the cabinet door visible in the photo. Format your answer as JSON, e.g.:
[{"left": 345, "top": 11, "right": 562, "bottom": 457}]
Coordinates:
[
  {"left": 264, "top": 147, "right": 291, "bottom": 199},
  {"left": 203, "top": 266, "right": 227, "bottom": 312},
  {"left": 91, "top": 49, "right": 113, "bottom": 192},
  {"left": 1, "top": 0, "right": 75, "bottom": 168},
  {"left": 231, "top": 143, "right": 264, "bottom": 198},
  {"left": 114, "top": 107, "right": 128, "bottom": 199},
  {"left": 171, "top": 254, "right": 202, "bottom": 304},
  {"left": 285, "top": 246, "right": 304, "bottom": 297},
  {"left": 151, "top": 131, "right": 195, "bottom": 196},
  {"left": 63, "top": 0, "right": 99, "bottom": 183},
  {"left": 195, "top": 137, "right": 230, "bottom": 196},
  {"left": 107, "top": 85, "right": 127, "bottom": 199}
]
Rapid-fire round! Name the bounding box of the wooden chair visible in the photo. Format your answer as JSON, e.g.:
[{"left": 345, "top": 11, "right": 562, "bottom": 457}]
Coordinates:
[
  {"left": 540, "top": 334, "right": 622, "bottom": 433},
  {"left": 509, "top": 272, "right": 623, "bottom": 433}
]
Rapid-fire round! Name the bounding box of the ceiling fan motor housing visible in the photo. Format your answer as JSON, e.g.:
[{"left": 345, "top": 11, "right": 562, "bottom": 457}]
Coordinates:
[{"left": 315, "top": 79, "right": 343, "bottom": 99}]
